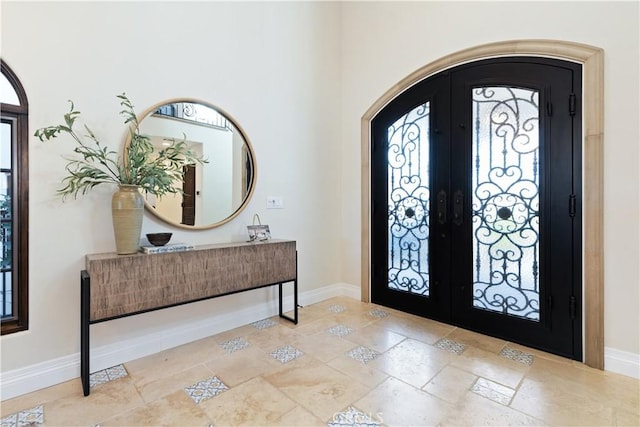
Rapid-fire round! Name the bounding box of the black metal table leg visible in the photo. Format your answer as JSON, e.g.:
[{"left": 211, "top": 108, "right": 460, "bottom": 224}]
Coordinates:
[
  {"left": 278, "top": 279, "right": 298, "bottom": 325},
  {"left": 278, "top": 250, "right": 298, "bottom": 324},
  {"left": 81, "top": 270, "right": 90, "bottom": 396}
]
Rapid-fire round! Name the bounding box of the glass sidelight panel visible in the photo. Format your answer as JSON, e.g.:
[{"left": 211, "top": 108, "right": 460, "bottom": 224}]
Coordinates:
[
  {"left": 387, "top": 102, "right": 430, "bottom": 296},
  {"left": 1, "top": 121, "right": 12, "bottom": 318},
  {"left": 472, "top": 87, "right": 540, "bottom": 321}
]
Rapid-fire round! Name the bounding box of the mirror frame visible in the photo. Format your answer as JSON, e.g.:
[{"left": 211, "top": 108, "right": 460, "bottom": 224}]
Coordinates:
[{"left": 129, "top": 98, "right": 257, "bottom": 230}]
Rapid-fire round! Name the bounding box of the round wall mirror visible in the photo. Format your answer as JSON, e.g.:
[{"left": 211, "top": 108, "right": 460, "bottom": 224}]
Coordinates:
[{"left": 132, "top": 98, "right": 256, "bottom": 229}]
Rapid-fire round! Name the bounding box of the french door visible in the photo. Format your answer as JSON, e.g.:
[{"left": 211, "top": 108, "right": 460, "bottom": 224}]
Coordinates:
[{"left": 371, "top": 57, "right": 582, "bottom": 360}]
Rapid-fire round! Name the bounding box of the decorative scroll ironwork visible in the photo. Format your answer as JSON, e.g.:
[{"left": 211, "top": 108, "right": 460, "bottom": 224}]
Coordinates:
[
  {"left": 472, "top": 87, "right": 540, "bottom": 321},
  {"left": 387, "top": 102, "right": 430, "bottom": 296}
]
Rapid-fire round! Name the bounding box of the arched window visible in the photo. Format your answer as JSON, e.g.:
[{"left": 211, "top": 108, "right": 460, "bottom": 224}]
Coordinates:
[{"left": 1, "top": 60, "right": 29, "bottom": 335}]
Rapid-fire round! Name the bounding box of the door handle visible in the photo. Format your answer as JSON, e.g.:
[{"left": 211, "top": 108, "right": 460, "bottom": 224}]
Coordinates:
[
  {"left": 437, "top": 190, "right": 447, "bottom": 225},
  {"left": 453, "top": 190, "right": 463, "bottom": 226}
]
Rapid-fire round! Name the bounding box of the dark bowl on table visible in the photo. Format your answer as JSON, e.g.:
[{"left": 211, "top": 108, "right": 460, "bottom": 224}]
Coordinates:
[{"left": 146, "top": 233, "right": 172, "bottom": 246}]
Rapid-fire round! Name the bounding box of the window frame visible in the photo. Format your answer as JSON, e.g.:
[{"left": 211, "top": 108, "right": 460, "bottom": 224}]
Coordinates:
[{"left": 1, "top": 59, "right": 29, "bottom": 335}]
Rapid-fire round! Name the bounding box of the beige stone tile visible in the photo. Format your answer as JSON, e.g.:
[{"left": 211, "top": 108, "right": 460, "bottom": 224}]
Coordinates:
[
  {"left": 1, "top": 378, "right": 82, "bottom": 416},
  {"left": 471, "top": 377, "right": 516, "bottom": 405},
  {"left": 342, "top": 322, "right": 407, "bottom": 353},
  {"left": 341, "top": 298, "right": 378, "bottom": 314},
  {"left": 307, "top": 297, "right": 342, "bottom": 311},
  {"left": 450, "top": 345, "right": 529, "bottom": 389},
  {"left": 368, "top": 302, "right": 419, "bottom": 318},
  {"left": 133, "top": 363, "right": 214, "bottom": 403},
  {"left": 211, "top": 323, "right": 262, "bottom": 344},
  {"left": 43, "top": 377, "right": 145, "bottom": 426},
  {"left": 505, "top": 341, "right": 575, "bottom": 365},
  {"left": 327, "top": 352, "right": 389, "bottom": 388},
  {"left": 441, "top": 390, "right": 545, "bottom": 426},
  {"left": 370, "top": 338, "right": 454, "bottom": 388},
  {"left": 124, "top": 335, "right": 224, "bottom": 385},
  {"left": 269, "top": 405, "right": 325, "bottom": 427},
  {"left": 124, "top": 350, "right": 170, "bottom": 376},
  {"left": 247, "top": 323, "right": 303, "bottom": 351},
  {"left": 100, "top": 390, "right": 211, "bottom": 426},
  {"left": 199, "top": 376, "right": 298, "bottom": 426},
  {"left": 422, "top": 365, "right": 478, "bottom": 404},
  {"left": 377, "top": 313, "right": 455, "bottom": 345},
  {"left": 511, "top": 377, "right": 613, "bottom": 426},
  {"left": 354, "top": 377, "right": 453, "bottom": 426},
  {"left": 204, "top": 345, "right": 283, "bottom": 387},
  {"left": 290, "top": 330, "right": 356, "bottom": 363},
  {"left": 264, "top": 358, "right": 370, "bottom": 421},
  {"left": 177, "top": 334, "right": 229, "bottom": 361},
  {"left": 525, "top": 354, "right": 593, "bottom": 385},
  {"left": 266, "top": 349, "right": 322, "bottom": 374},
  {"left": 526, "top": 356, "right": 639, "bottom": 415},
  {"left": 446, "top": 327, "right": 508, "bottom": 353},
  {"left": 583, "top": 369, "right": 639, "bottom": 414},
  {"left": 280, "top": 305, "right": 329, "bottom": 328},
  {"left": 614, "top": 406, "right": 640, "bottom": 426},
  {"left": 310, "top": 296, "right": 367, "bottom": 314},
  {"left": 331, "top": 311, "right": 378, "bottom": 329},
  {"left": 287, "top": 316, "right": 346, "bottom": 336}
]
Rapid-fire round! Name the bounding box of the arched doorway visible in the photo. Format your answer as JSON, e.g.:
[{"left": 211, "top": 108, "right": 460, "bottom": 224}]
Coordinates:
[
  {"left": 361, "top": 40, "right": 604, "bottom": 368},
  {"left": 371, "top": 56, "right": 582, "bottom": 359}
]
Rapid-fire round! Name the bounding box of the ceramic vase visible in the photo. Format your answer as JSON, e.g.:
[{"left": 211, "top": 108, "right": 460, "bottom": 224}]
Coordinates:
[{"left": 112, "top": 184, "right": 144, "bottom": 254}]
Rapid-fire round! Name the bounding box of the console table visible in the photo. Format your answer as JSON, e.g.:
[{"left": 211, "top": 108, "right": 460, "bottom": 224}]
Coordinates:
[{"left": 81, "top": 239, "right": 297, "bottom": 396}]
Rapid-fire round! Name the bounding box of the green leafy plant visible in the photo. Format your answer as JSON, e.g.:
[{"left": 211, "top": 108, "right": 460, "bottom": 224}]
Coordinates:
[{"left": 35, "top": 93, "right": 206, "bottom": 199}]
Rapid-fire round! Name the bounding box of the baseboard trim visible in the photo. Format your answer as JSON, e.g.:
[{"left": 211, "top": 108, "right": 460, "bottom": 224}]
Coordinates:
[
  {"left": 0, "top": 282, "right": 360, "bottom": 400},
  {"left": 604, "top": 347, "right": 640, "bottom": 379}
]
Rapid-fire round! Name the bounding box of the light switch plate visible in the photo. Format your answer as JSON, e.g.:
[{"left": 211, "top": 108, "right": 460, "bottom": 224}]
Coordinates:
[{"left": 266, "top": 196, "right": 283, "bottom": 209}]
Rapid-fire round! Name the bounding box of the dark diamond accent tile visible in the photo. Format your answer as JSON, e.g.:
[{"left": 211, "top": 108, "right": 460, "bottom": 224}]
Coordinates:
[
  {"left": 368, "top": 308, "right": 390, "bottom": 319},
  {"left": 327, "top": 324, "right": 353, "bottom": 337},
  {"left": 270, "top": 345, "right": 304, "bottom": 364},
  {"left": 220, "top": 337, "right": 250, "bottom": 353},
  {"left": 434, "top": 338, "right": 467, "bottom": 355},
  {"left": 251, "top": 318, "right": 277, "bottom": 330},
  {"left": 0, "top": 413, "right": 18, "bottom": 427},
  {"left": 327, "top": 405, "right": 381, "bottom": 426},
  {"left": 499, "top": 346, "right": 535, "bottom": 365},
  {"left": 184, "top": 376, "right": 229, "bottom": 404},
  {"left": 89, "top": 364, "right": 128, "bottom": 388},
  {"left": 0, "top": 405, "right": 44, "bottom": 427},
  {"left": 329, "top": 304, "right": 347, "bottom": 313},
  {"left": 346, "top": 346, "right": 380, "bottom": 364},
  {"left": 471, "top": 377, "right": 515, "bottom": 405}
]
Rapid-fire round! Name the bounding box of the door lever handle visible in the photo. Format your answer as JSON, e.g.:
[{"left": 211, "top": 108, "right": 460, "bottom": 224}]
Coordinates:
[
  {"left": 437, "top": 190, "right": 447, "bottom": 225},
  {"left": 453, "top": 190, "right": 463, "bottom": 226}
]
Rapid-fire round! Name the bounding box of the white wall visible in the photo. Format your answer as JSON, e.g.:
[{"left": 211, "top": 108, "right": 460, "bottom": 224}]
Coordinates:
[
  {"left": 0, "top": 1, "right": 342, "bottom": 373},
  {"left": 339, "top": 1, "right": 640, "bottom": 358},
  {"left": 201, "top": 129, "right": 234, "bottom": 224}
]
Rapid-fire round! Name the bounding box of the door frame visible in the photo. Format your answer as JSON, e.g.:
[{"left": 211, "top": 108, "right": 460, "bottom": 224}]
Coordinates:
[{"left": 361, "top": 40, "right": 604, "bottom": 369}]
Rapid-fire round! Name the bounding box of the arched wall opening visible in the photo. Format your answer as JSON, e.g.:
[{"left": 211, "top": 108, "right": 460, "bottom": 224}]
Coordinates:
[{"left": 360, "top": 40, "right": 604, "bottom": 368}]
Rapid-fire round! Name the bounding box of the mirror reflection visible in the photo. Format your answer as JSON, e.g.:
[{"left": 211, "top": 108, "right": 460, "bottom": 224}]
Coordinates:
[{"left": 137, "top": 100, "right": 255, "bottom": 229}]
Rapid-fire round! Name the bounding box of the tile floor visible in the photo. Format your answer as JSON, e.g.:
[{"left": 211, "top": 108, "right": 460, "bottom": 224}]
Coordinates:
[{"left": 1, "top": 296, "right": 639, "bottom": 426}]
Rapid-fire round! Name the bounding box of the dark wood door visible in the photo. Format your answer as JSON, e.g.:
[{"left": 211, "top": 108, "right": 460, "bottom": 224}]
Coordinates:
[
  {"left": 181, "top": 164, "right": 196, "bottom": 226},
  {"left": 371, "top": 57, "right": 582, "bottom": 360}
]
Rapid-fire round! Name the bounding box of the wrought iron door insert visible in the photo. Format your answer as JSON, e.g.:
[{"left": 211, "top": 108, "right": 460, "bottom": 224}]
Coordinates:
[{"left": 371, "top": 57, "right": 582, "bottom": 360}]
